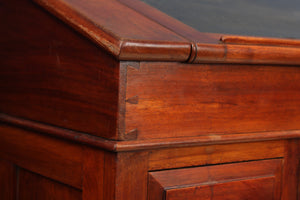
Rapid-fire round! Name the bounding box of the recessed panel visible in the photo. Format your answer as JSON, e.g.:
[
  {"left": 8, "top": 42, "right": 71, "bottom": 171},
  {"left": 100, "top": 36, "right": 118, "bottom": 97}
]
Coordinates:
[{"left": 19, "top": 169, "right": 82, "bottom": 200}]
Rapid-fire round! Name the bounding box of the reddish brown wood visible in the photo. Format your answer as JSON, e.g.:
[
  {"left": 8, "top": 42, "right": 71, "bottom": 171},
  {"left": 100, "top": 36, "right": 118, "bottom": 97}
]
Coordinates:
[
  {"left": 194, "top": 43, "right": 300, "bottom": 65},
  {"left": 118, "top": 0, "right": 222, "bottom": 44},
  {"left": 148, "top": 140, "right": 284, "bottom": 170},
  {"left": 166, "top": 177, "right": 275, "bottom": 200},
  {"left": 0, "top": 159, "right": 16, "bottom": 200},
  {"left": 3, "top": 113, "right": 300, "bottom": 152},
  {"left": 82, "top": 147, "right": 105, "bottom": 200},
  {"left": 33, "top": 0, "right": 191, "bottom": 61},
  {"left": 148, "top": 159, "right": 282, "bottom": 200},
  {"left": 1, "top": 0, "right": 300, "bottom": 199},
  {"left": 0, "top": 0, "right": 121, "bottom": 139},
  {"left": 14, "top": 0, "right": 300, "bottom": 65},
  {"left": 221, "top": 35, "right": 300, "bottom": 47},
  {"left": 118, "top": 40, "right": 191, "bottom": 61},
  {"left": 103, "top": 152, "right": 148, "bottom": 200},
  {"left": 0, "top": 124, "right": 83, "bottom": 189},
  {"left": 126, "top": 62, "right": 300, "bottom": 139},
  {"left": 0, "top": 114, "right": 118, "bottom": 151},
  {"left": 19, "top": 169, "right": 81, "bottom": 200},
  {"left": 114, "top": 130, "right": 300, "bottom": 151},
  {"left": 281, "top": 140, "right": 300, "bottom": 200}
]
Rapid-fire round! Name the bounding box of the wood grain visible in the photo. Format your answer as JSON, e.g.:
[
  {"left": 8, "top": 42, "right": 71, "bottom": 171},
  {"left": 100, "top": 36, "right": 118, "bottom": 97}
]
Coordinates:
[
  {"left": 2, "top": 113, "right": 300, "bottom": 152},
  {"left": 82, "top": 147, "right": 105, "bottom": 200},
  {"left": 148, "top": 140, "right": 284, "bottom": 170},
  {"left": 118, "top": 40, "right": 191, "bottom": 62},
  {"left": 33, "top": 0, "right": 191, "bottom": 61},
  {"left": 221, "top": 36, "right": 300, "bottom": 47},
  {"left": 281, "top": 140, "right": 300, "bottom": 200},
  {"left": 166, "top": 177, "right": 275, "bottom": 200},
  {"left": 104, "top": 151, "right": 148, "bottom": 200},
  {"left": 19, "top": 169, "right": 81, "bottom": 200},
  {"left": 0, "top": 0, "right": 121, "bottom": 139},
  {"left": 0, "top": 124, "right": 83, "bottom": 189},
  {"left": 8, "top": 0, "right": 299, "bottom": 65},
  {"left": 0, "top": 159, "right": 16, "bottom": 200},
  {"left": 194, "top": 43, "right": 300, "bottom": 65},
  {"left": 149, "top": 159, "right": 282, "bottom": 200},
  {"left": 126, "top": 62, "right": 300, "bottom": 139},
  {"left": 38, "top": 0, "right": 188, "bottom": 41},
  {"left": 118, "top": 0, "right": 222, "bottom": 44}
]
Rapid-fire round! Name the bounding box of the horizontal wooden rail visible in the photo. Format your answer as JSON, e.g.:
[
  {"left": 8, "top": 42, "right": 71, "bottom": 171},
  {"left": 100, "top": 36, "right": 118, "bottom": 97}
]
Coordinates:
[
  {"left": 221, "top": 36, "right": 300, "bottom": 48},
  {"left": 193, "top": 43, "right": 300, "bottom": 65},
  {"left": 2, "top": 113, "right": 300, "bottom": 152}
]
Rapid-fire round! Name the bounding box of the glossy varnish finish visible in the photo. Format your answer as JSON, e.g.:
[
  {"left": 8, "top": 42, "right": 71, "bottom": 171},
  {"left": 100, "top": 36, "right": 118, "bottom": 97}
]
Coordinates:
[
  {"left": 126, "top": 62, "right": 300, "bottom": 139},
  {"left": 148, "top": 140, "right": 284, "bottom": 170},
  {"left": 29, "top": 0, "right": 300, "bottom": 65},
  {"left": 0, "top": 123, "right": 298, "bottom": 199},
  {"left": 103, "top": 151, "right": 148, "bottom": 200},
  {"left": 148, "top": 159, "right": 283, "bottom": 200},
  {"left": 0, "top": 0, "right": 121, "bottom": 139},
  {"left": 1, "top": 0, "right": 300, "bottom": 199},
  {"left": 19, "top": 169, "right": 82, "bottom": 200},
  {"left": 118, "top": 0, "right": 222, "bottom": 44},
  {"left": 33, "top": 0, "right": 191, "bottom": 62},
  {"left": 0, "top": 124, "right": 83, "bottom": 188},
  {"left": 165, "top": 178, "right": 275, "bottom": 200}
]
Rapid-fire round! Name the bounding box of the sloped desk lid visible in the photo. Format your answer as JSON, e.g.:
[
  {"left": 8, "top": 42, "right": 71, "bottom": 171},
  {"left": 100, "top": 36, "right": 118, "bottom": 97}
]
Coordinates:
[
  {"left": 34, "top": 0, "right": 300, "bottom": 65},
  {"left": 141, "top": 0, "right": 300, "bottom": 39}
]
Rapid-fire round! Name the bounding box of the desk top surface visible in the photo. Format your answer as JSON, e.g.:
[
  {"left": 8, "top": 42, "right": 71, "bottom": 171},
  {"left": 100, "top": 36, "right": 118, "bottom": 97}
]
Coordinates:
[
  {"left": 32, "top": 0, "right": 300, "bottom": 65},
  {"left": 141, "top": 0, "right": 300, "bottom": 39}
]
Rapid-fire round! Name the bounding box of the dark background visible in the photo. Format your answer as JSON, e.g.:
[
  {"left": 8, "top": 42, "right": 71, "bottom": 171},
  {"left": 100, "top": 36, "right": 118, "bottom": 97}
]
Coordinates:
[{"left": 141, "top": 0, "right": 300, "bottom": 38}]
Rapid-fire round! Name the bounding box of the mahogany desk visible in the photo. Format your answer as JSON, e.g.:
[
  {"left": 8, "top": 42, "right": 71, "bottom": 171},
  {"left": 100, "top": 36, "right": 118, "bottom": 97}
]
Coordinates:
[{"left": 1, "top": 0, "right": 300, "bottom": 199}]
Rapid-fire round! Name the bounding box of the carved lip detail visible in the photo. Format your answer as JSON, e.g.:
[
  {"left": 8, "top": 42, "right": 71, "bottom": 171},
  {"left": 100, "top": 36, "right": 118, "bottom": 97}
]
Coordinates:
[
  {"left": 2, "top": 113, "right": 300, "bottom": 152},
  {"left": 34, "top": 0, "right": 300, "bottom": 65}
]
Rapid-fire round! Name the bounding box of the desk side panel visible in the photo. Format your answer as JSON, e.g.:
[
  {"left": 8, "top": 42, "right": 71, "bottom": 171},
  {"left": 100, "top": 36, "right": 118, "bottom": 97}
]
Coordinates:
[{"left": 0, "top": 0, "right": 120, "bottom": 139}]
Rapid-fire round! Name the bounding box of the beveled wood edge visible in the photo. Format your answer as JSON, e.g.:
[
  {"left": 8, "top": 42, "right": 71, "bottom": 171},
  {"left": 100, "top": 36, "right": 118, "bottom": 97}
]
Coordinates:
[
  {"left": 33, "top": 0, "right": 192, "bottom": 62},
  {"left": 0, "top": 113, "right": 117, "bottom": 151},
  {"left": 194, "top": 43, "right": 300, "bottom": 65},
  {"left": 221, "top": 36, "right": 300, "bottom": 48},
  {"left": 1, "top": 113, "right": 300, "bottom": 152},
  {"left": 33, "top": 0, "right": 300, "bottom": 65},
  {"left": 33, "top": 0, "right": 122, "bottom": 56}
]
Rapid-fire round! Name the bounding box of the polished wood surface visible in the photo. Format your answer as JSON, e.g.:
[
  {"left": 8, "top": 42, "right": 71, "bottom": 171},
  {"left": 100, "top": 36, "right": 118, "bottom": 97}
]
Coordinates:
[
  {"left": 126, "top": 62, "right": 300, "bottom": 139},
  {"left": 0, "top": 124, "right": 298, "bottom": 199},
  {"left": 3, "top": 113, "right": 300, "bottom": 152},
  {"left": 140, "top": 0, "right": 300, "bottom": 39},
  {"left": 1, "top": 0, "right": 300, "bottom": 199},
  {"left": 0, "top": 0, "right": 123, "bottom": 139},
  {"left": 19, "top": 169, "right": 81, "bottom": 200},
  {"left": 103, "top": 152, "right": 148, "bottom": 200},
  {"left": 165, "top": 178, "right": 276, "bottom": 200},
  {"left": 119, "top": 0, "right": 222, "bottom": 44},
  {"left": 194, "top": 43, "right": 300, "bottom": 65},
  {"left": 148, "top": 140, "right": 284, "bottom": 170},
  {"left": 33, "top": 0, "right": 191, "bottom": 62},
  {"left": 221, "top": 36, "right": 300, "bottom": 47},
  {"left": 82, "top": 147, "right": 104, "bottom": 200},
  {"left": 149, "top": 159, "right": 282, "bottom": 200},
  {"left": 28, "top": 0, "right": 300, "bottom": 64},
  {"left": 0, "top": 125, "right": 83, "bottom": 189},
  {"left": 281, "top": 140, "right": 300, "bottom": 200}
]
